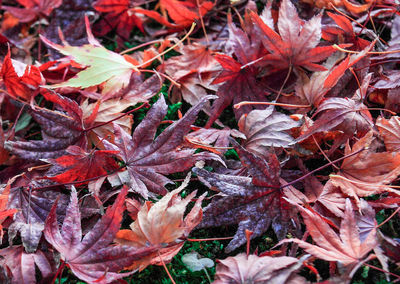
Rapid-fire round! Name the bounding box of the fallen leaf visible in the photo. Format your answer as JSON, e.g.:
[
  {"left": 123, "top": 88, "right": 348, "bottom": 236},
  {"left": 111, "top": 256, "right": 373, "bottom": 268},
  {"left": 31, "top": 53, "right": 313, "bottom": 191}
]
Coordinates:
[
  {"left": 181, "top": 251, "right": 214, "bottom": 272},
  {"left": 1, "top": 49, "right": 42, "bottom": 101},
  {"left": 238, "top": 106, "right": 299, "bottom": 157},
  {"left": 44, "top": 186, "right": 158, "bottom": 283},
  {"left": 280, "top": 199, "right": 377, "bottom": 268},
  {"left": 115, "top": 182, "right": 205, "bottom": 270},
  {"left": 214, "top": 253, "right": 309, "bottom": 284},
  {"left": 44, "top": 145, "right": 120, "bottom": 184},
  {"left": 40, "top": 28, "right": 139, "bottom": 94},
  {"left": 104, "top": 95, "right": 222, "bottom": 198},
  {"left": 193, "top": 141, "right": 300, "bottom": 252},
  {"left": 330, "top": 131, "right": 400, "bottom": 204}
]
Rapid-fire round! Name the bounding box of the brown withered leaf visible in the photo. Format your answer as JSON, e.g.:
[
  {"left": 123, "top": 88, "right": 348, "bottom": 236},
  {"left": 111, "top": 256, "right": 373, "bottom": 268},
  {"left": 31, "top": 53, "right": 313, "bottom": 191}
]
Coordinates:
[
  {"left": 80, "top": 98, "right": 133, "bottom": 145},
  {"left": 376, "top": 115, "right": 400, "bottom": 152},
  {"left": 293, "top": 41, "right": 374, "bottom": 108},
  {"left": 238, "top": 106, "right": 299, "bottom": 157},
  {"left": 280, "top": 199, "right": 377, "bottom": 272},
  {"left": 185, "top": 127, "right": 245, "bottom": 155},
  {"left": 296, "top": 96, "right": 373, "bottom": 143},
  {"left": 164, "top": 42, "right": 218, "bottom": 81},
  {"left": 193, "top": 141, "right": 300, "bottom": 252},
  {"left": 104, "top": 95, "right": 222, "bottom": 198},
  {"left": 214, "top": 253, "right": 309, "bottom": 284},
  {"left": 115, "top": 181, "right": 205, "bottom": 271},
  {"left": 330, "top": 131, "right": 400, "bottom": 204}
]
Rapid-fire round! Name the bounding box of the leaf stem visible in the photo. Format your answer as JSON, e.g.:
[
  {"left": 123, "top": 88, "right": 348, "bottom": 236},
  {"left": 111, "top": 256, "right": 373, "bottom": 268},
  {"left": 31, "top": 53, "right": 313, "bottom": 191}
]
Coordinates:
[
  {"left": 119, "top": 39, "right": 165, "bottom": 55},
  {"left": 136, "top": 23, "right": 196, "bottom": 68},
  {"left": 333, "top": 44, "right": 400, "bottom": 55},
  {"left": 276, "top": 64, "right": 292, "bottom": 101},
  {"left": 377, "top": 207, "right": 400, "bottom": 228},
  {"left": 234, "top": 101, "right": 310, "bottom": 109},
  {"left": 51, "top": 259, "right": 65, "bottom": 284},
  {"left": 187, "top": 236, "right": 234, "bottom": 241},
  {"left": 280, "top": 147, "right": 366, "bottom": 189},
  {"left": 84, "top": 102, "right": 149, "bottom": 132},
  {"left": 364, "top": 262, "right": 400, "bottom": 280},
  {"left": 158, "top": 251, "right": 176, "bottom": 284}
]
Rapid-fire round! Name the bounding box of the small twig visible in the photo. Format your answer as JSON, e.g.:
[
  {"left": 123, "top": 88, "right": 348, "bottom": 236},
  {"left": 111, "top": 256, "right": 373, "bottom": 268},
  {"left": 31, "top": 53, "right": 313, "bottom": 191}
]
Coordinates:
[
  {"left": 377, "top": 207, "right": 400, "bottom": 228},
  {"left": 187, "top": 236, "right": 234, "bottom": 242},
  {"left": 158, "top": 251, "right": 176, "bottom": 284},
  {"left": 280, "top": 147, "right": 367, "bottom": 189},
  {"left": 234, "top": 101, "right": 310, "bottom": 109}
]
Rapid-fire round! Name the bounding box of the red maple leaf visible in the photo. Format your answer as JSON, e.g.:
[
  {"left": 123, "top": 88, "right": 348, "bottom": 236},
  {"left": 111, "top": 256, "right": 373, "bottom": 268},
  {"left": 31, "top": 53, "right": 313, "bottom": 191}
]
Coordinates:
[
  {"left": 1, "top": 49, "right": 42, "bottom": 101},
  {"left": 250, "top": 0, "right": 348, "bottom": 72},
  {"left": 44, "top": 186, "right": 159, "bottom": 283},
  {"left": 322, "top": 12, "right": 371, "bottom": 51},
  {"left": 45, "top": 145, "right": 120, "bottom": 184},
  {"left": 280, "top": 199, "right": 378, "bottom": 272},
  {"left": 159, "top": 0, "right": 213, "bottom": 27},
  {"left": 93, "top": 0, "right": 145, "bottom": 39},
  {"left": 2, "top": 0, "right": 62, "bottom": 23}
]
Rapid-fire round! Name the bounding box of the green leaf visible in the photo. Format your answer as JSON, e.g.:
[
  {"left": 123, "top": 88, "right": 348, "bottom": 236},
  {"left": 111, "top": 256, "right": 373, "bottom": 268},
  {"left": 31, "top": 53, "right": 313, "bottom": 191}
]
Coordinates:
[{"left": 15, "top": 113, "right": 32, "bottom": 132}]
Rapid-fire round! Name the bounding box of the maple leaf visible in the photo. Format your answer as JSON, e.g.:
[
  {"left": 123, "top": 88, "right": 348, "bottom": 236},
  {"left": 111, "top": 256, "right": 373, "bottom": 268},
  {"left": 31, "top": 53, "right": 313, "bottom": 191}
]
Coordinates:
[
  {"left": 104, "top": 95, "right": 222, "bottom": 198},
  {"left": 1, "top": 49, "right": 43, "bottom": 101},
  {"left": 7, "top": 176, "right": 71, "bottom": 252},
  {"left": 379, "top": 232, "right": 400, "bottom": 265},
  {"left": 280, "top": 199, "right": 378, "bottom": 271},
  {"left": 238, "top": 106, "right": 299, "bottom": 157},
  {"left": 164, "top": 42, "right": 217, "bottom": 80},
  {"left": 159, "top": 0, "right": 213, "bottom": 27},
  {"left": 293, "top": 40, "right": 375, "bottom": 107},
  {"left": 300, "top": 0, "right": 375, "bottom": 14},
  {"left": 44, "top": 145, "right": 121, "bottom": 184},
  {"left": 193, "top": 141, "right": 300, "bottom": 252},
  {"left": 322, "top": 12, "right": 371, "bottom": 50},
  {"left": 329, "top": 131, "right": 400, "bottom": 204},
  {"left": 181, "top": 251, "right": 214, "bottom": 272},
  {"left": 296, "top": 96, "right": 373, "bottom": 143},
  {"left": 214, "top": 253, "right": 309, "bottom": 284},
  {"left": 185, "top": 127, "right": 245, "bottom": 155},
  {"left": 0, "top": 245, "right": 56, "bottom": 283},
  {"left": 376, "top": 115, "right": 400, "bottom": 152},
  {"left": 80, "top": 98, "right": 133, "bottom": 145},
  {"left": 205, "top": 13, "right": 268, "bottom": 126},
  {"left": 44, "top": 186, "right": 159, "bottom": 283},
  {"left": 115, "top": 180, "right": 205, "bottom": 271},
  {"left": 93, "top": 0, "right": 145, "bottom": 39},
  {"left": 0, "top": 178, "right": 18, "bottom": 241},
  {"left": 164, "top": 42, "right": 219, "bottom": 109},
  {"left": 40, "top": 27, "right": 139, "bottom": 94},
  {"left": 5, "top": 91, "right": 86, "bottom": 160},
  {"left": 206, "top": 54, "right": 269, "bottom": 126},
  {"left": 250, "top": 0, "right": 343, "bottom": 73},
  {"left": 2, "top": 0, "right": 62, "bottom": 23}
]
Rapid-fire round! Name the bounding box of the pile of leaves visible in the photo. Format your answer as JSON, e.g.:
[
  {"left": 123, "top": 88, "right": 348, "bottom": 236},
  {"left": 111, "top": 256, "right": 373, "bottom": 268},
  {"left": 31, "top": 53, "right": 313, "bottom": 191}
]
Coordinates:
[{"left": 0, "top": 0, "right": 400, "bottom": 283}]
